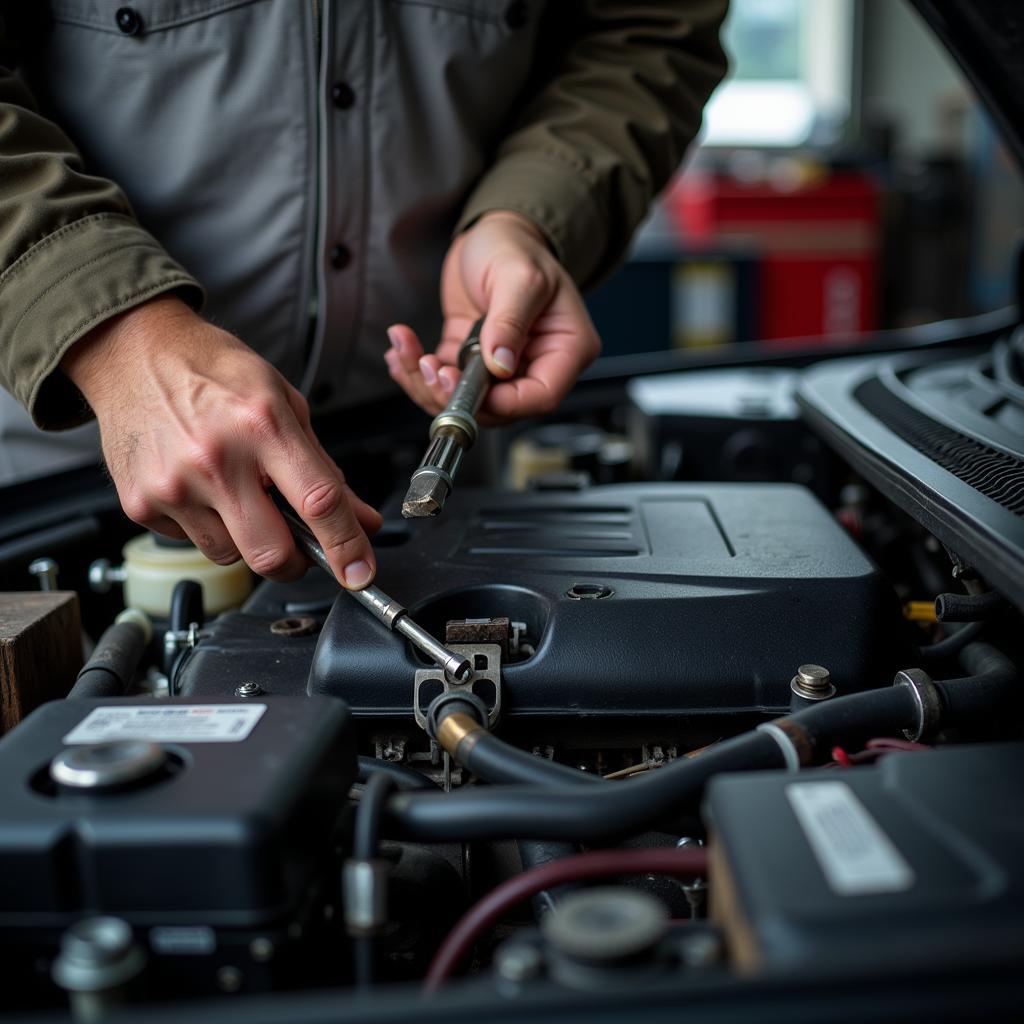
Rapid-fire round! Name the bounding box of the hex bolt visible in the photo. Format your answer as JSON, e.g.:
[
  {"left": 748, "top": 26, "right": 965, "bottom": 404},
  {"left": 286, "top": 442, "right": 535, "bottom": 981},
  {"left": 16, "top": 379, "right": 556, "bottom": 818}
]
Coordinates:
[
  {"left": 675, "top": 838, "right": 707, "bottom": 917},
  {"left": 52, "top": 916, "right": 146, "bottom": 1022},
  {"left": 235, "top": 682, "right": 263, "bottom": 698},
  {"left": 495, "top": 942, "right": 544, "bottom": 984},
  {"left": 28, "top": 557, "right": 59, "bottom": 592},
  {"left": 88, "top": 559, "right": 128, "bottom": 594},
  {"left": 216, "top": 965, "right": 242, "bottom": 993},
  {"left": 790, "top": 664, "right": 836, "bottom": 702},
  {"left": 248, "top": 937, "right": 274, "bottom": 963}
]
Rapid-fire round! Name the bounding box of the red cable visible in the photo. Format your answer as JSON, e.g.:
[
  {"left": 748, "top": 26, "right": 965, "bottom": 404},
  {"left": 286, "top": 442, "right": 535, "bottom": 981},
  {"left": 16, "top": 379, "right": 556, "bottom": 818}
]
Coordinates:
[
  {"left": 422, "top": 847, "right": 708, "bottom": 994},
  {"left": 831, "top": 745, "right": 852, "bottom": 768},
  {"left": 866, "top": 737, "right": 932, "bottom": 752}
]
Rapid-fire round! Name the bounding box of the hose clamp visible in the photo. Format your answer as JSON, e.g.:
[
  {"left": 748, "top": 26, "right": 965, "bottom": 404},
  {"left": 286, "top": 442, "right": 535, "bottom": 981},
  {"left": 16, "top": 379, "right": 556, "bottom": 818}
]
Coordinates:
[
  {"left": 893, "top": 667, "right": 941, "bottom": 741},
  {"left": 342, "top": 859, "right": 390, "bottom": 936},
  {"left": 757, "top": 719, "right": 812, "bottom": 771}
]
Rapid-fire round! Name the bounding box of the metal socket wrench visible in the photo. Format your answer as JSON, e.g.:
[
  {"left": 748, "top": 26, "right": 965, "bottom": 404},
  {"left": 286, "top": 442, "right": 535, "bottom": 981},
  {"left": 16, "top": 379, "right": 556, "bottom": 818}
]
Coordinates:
[
  {"left": 402, "top": 317, "right": 491, "bottom": 519},
  {"left": 278, "top": 506, "right": 471, "bottom": 681}
]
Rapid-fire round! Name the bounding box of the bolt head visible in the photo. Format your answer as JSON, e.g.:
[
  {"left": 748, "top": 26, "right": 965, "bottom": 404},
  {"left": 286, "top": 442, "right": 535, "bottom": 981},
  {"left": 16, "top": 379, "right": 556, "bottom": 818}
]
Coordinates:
[
  {"left": 235, "top": 682, "right": 263, "bottom": 698},
  {"left": 496, "top": 942, "right": 543, "bottom": 983},
  {"left": 249, "top": 937, "right": 274, "bottom": 963},
  {"left": 791, "top": 664, "right": 835, "bottom": 700},
  {"left": 88, "top": 559, "right": 112, "bottom": 593},
  {"left": 216, "top": 965, "right": 242, "bottom": 993}
]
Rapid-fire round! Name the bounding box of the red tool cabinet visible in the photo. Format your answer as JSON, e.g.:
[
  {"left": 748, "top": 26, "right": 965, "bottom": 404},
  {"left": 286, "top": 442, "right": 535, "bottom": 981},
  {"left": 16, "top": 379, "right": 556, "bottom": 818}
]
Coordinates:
[{"left": 670, "top": 172, "right": 881, "bottom": 345}]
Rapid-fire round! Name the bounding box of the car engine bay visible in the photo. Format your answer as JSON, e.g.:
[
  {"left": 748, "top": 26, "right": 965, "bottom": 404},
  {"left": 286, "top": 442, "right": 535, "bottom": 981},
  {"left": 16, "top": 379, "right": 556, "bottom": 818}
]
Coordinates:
[{"left": 1, "top": 311, "right": 1022, "bottom": 1023}]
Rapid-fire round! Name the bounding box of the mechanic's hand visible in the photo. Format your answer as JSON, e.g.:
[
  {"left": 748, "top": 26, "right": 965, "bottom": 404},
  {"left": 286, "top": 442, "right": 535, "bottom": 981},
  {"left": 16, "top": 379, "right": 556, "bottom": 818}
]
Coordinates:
[
  {"left": 384, "top": 210, "right": 600, "bottom": 420},
  {"left": 62, "top": 296, "right": 382, "bottom": 588}
]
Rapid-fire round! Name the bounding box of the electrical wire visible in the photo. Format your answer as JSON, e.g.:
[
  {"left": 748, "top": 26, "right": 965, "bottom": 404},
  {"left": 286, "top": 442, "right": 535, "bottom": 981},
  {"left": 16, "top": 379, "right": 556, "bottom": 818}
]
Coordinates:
[
  {"left": 603, "top": 763, "right": 656, "bottom": 780},
  {"left": 422, "top": 846, "right": 708, "bottom": 994},
  {"left": 830, "top": 737, "right": 931, "bottom": 768}
]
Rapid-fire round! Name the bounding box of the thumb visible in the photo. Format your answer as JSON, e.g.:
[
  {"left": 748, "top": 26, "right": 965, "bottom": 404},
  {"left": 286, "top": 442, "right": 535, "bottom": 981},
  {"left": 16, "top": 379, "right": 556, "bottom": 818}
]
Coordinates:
[{"left": 480, "top": 263, "right": 554, "bottom": 378}]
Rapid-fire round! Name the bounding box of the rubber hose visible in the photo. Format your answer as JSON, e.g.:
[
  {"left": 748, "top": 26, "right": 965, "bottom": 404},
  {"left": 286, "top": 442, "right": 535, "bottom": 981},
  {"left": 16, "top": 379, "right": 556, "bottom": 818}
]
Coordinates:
[
  {"left": 517, "top": 839, "right": 579, "bottom": 917},
  {"left": 357, "top": 756, "right": 438, "bottom": 791},
  {"left": 68, "top": 613, "right": 149, "bottom": 699},
  {"left": 355, "top": 772, "right": 399, "bottom": 861},
  {"left": 386, "top": 730, "right": 784, "bottom": 843},
  {"left": 460, "top": 732, "right": 603, "bottom": 787},
  {"left": 933, "top": 642, "right": 1020, "bottom": 730},
  {"left": 787, "top": 686, "right": 919, "bottom": 750},
  {"left": 170, "top": 579, "right": 205, "bottom": 633},
  {"left": 916, "top": 620, "right": 985, "bottom": 666},
  {"left": 352, "top": 772, "right": 398, "bottom": 991},
  {"left": 935, "top": 590, "right": 1005, "bottom": 622},
  {"left": 387, "top": 684, "right": 930, "bottom": 843}
]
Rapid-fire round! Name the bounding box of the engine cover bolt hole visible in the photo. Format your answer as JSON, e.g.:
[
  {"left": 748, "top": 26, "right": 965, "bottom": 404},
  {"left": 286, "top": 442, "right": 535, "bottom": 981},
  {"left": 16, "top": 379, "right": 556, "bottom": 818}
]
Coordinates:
[{"left": 566, "top": 583, "right": 614, "bottom": 601}]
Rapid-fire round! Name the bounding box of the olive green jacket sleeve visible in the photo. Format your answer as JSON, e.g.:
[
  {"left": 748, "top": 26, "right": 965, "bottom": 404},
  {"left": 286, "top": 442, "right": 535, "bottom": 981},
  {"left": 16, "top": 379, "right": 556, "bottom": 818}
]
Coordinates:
[
  {"left": 0, "top": 15, "right": 203, "bottom": 430},
  {"left": 457, "top": 0, "right": 729, "bottom": 288}
]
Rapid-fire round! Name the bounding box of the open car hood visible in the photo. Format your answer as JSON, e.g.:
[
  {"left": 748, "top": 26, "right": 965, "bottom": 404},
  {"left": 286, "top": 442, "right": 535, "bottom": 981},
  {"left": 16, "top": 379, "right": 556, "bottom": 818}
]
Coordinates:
[{"left": 912, "top": 0, "right": 1024, "bottom": 170}]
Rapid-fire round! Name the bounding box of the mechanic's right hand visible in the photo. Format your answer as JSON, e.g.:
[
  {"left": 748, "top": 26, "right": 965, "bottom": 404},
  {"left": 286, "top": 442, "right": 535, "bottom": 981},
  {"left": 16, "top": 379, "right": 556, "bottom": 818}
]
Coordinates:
[{"left": 61, "top": 295, "right": 381, "bottom": 588}]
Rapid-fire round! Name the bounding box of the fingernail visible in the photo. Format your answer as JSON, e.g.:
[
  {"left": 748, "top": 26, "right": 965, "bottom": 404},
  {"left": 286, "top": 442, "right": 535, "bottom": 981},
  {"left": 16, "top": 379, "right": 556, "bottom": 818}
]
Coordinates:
[
  {"left": 493, "top": 346, "right": 517, "bottom": 374},
  {"left": 419, "top": 358, "right": 437, "bottom": 386},
  {"left": 441, "top": 373, "right": 455, "bottom": 393},
  {"left": 342, "top": 559, "right": 373, "bottom": 589},
  {"left": 387, "top": 327, "right": 403, "bottom": 354}
]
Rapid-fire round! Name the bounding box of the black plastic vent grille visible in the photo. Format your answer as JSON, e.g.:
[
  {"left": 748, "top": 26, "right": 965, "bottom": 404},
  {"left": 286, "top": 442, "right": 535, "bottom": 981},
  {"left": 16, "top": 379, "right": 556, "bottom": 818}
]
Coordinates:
[{"left": 854, "top": 377, "right": 1024, "bottom": 515}]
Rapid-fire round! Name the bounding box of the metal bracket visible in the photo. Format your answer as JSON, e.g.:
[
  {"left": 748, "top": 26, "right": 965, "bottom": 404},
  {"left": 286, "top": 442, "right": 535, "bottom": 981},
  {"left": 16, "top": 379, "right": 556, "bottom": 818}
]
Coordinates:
[{"left": 414, "top": 642, "right": 502, "bottom": 732}]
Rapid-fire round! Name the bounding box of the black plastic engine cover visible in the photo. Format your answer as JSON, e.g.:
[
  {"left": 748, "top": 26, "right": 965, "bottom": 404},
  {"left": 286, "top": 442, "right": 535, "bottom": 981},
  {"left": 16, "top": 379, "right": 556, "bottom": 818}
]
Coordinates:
[{"left": 307, "top": 483, "right": 903, "bottom": 722}]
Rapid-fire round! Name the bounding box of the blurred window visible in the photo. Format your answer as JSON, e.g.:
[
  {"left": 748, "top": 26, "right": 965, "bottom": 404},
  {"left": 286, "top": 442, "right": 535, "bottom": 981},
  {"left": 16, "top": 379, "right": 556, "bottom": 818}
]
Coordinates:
[{"left": 703, "top": 0, "right": 855, "bottom": 147}]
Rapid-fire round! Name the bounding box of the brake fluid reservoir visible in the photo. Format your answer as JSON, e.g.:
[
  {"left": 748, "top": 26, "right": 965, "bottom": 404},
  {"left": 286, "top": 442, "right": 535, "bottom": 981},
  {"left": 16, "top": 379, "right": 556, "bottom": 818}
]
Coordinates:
[{"left": 122, "top": 534, "right": 253, "bottom": 616}]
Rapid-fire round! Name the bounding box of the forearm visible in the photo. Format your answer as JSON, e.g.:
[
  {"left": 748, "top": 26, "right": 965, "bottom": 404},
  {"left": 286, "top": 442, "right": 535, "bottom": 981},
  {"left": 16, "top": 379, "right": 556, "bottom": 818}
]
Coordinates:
[
  {"left": 456, "top": 0, "right": 729, "bottom": 286},
  {"left": 0, "top": 36, "right": 202, "bottom": 428}
]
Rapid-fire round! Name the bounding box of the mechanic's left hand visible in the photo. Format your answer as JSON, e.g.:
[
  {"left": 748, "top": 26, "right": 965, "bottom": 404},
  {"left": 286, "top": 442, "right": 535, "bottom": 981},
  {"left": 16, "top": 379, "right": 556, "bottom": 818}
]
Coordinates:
[{"left": 384, "top": 210, "right": 600, "bottom": 420}]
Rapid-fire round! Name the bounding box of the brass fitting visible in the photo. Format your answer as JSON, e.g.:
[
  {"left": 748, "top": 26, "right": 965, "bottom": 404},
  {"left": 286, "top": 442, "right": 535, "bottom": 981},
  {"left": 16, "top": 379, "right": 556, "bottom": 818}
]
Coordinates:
[{"left": 435, "top": 711, "right": 486, "bottom": 763}]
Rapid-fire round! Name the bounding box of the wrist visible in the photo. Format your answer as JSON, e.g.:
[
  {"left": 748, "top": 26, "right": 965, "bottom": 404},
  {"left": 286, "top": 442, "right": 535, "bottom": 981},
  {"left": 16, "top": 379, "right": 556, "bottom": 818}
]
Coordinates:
[
  {"left": 61, "top": 295, "right": 199, "bottom": 405},
  {"left": 476, "top": 209, "right": 550, "bottom": 249}
]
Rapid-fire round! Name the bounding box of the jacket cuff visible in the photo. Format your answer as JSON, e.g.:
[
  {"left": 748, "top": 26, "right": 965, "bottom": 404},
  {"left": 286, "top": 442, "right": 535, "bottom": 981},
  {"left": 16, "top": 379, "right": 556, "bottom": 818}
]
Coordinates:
[
  {"left": 0, "top": 212, "right": 204, "bottom": 430},
  {"left": 455, "top": 152, "right": 609, "bottom": 287}
]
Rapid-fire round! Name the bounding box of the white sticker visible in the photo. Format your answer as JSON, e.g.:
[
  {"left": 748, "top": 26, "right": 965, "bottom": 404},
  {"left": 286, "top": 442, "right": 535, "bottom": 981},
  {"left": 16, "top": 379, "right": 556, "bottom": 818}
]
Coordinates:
[
  {"left": 63, "top": 704, "right": 267, "bottom": 744},
  {"left": 786, "top": 780, "right": 914, "bottom": 895}
]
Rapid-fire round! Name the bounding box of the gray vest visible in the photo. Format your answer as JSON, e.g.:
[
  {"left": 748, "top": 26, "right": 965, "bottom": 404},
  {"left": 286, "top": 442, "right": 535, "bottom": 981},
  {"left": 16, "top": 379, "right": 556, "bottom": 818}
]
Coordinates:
[{"left": 1, "top": 0, "right": 545, "bottom": 483}]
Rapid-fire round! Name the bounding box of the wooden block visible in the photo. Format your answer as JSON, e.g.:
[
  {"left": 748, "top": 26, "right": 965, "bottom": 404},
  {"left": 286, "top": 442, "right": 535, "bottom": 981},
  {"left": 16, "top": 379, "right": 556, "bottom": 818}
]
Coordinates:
[{"left": 0, "top": 592, "right": 82, "bottom": 733}]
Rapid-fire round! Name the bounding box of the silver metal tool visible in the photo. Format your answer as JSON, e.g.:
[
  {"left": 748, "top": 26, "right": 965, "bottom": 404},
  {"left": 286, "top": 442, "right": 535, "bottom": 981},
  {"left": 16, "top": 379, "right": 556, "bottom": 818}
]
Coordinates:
[
  {"left": 402, "top": 317, "right": 491, "bottom": 519},
  {"left": 279, "top": 506, "right": 472, "bottom": 681}
]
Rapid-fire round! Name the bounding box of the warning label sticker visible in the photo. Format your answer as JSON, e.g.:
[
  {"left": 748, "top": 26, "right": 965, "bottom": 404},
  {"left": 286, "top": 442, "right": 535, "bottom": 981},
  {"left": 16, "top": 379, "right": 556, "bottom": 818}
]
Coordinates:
[
  {"left": 786, "top": 780, "right": 915, "bottom": 895},
  {"left": 63, "top": 704, "right": 267, "bottom": 745}
]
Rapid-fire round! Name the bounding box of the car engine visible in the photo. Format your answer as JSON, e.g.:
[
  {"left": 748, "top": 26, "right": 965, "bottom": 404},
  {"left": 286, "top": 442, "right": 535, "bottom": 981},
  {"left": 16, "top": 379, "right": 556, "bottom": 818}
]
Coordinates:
[{"left": 1, "top": 334, "right": 1022, "bottom": 1022}]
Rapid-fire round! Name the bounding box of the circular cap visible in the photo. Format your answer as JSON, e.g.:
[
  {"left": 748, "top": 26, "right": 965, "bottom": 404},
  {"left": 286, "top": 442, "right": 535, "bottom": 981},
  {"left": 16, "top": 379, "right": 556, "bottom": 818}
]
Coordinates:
[
  {"left": 50, "top": 741, "right": 166, "bottom": 791},
  {"left": 797, "top": 664, "right": 830, "bottom": 687},
  {"left": 542, "top": 888, "right": 667, "bottom": 964},
  {"left": 52, "top": 917, "right": 145, "bottom": 992},
  {"left": 791, "top": 664, "right": 835, "bottom": 700}
]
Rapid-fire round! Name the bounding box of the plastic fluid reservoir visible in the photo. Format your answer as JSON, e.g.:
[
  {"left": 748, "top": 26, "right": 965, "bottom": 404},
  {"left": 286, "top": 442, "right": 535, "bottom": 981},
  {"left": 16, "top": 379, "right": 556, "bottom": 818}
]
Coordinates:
[{"left": 122, "top": 534, "right": 253, "bottom": 616}]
